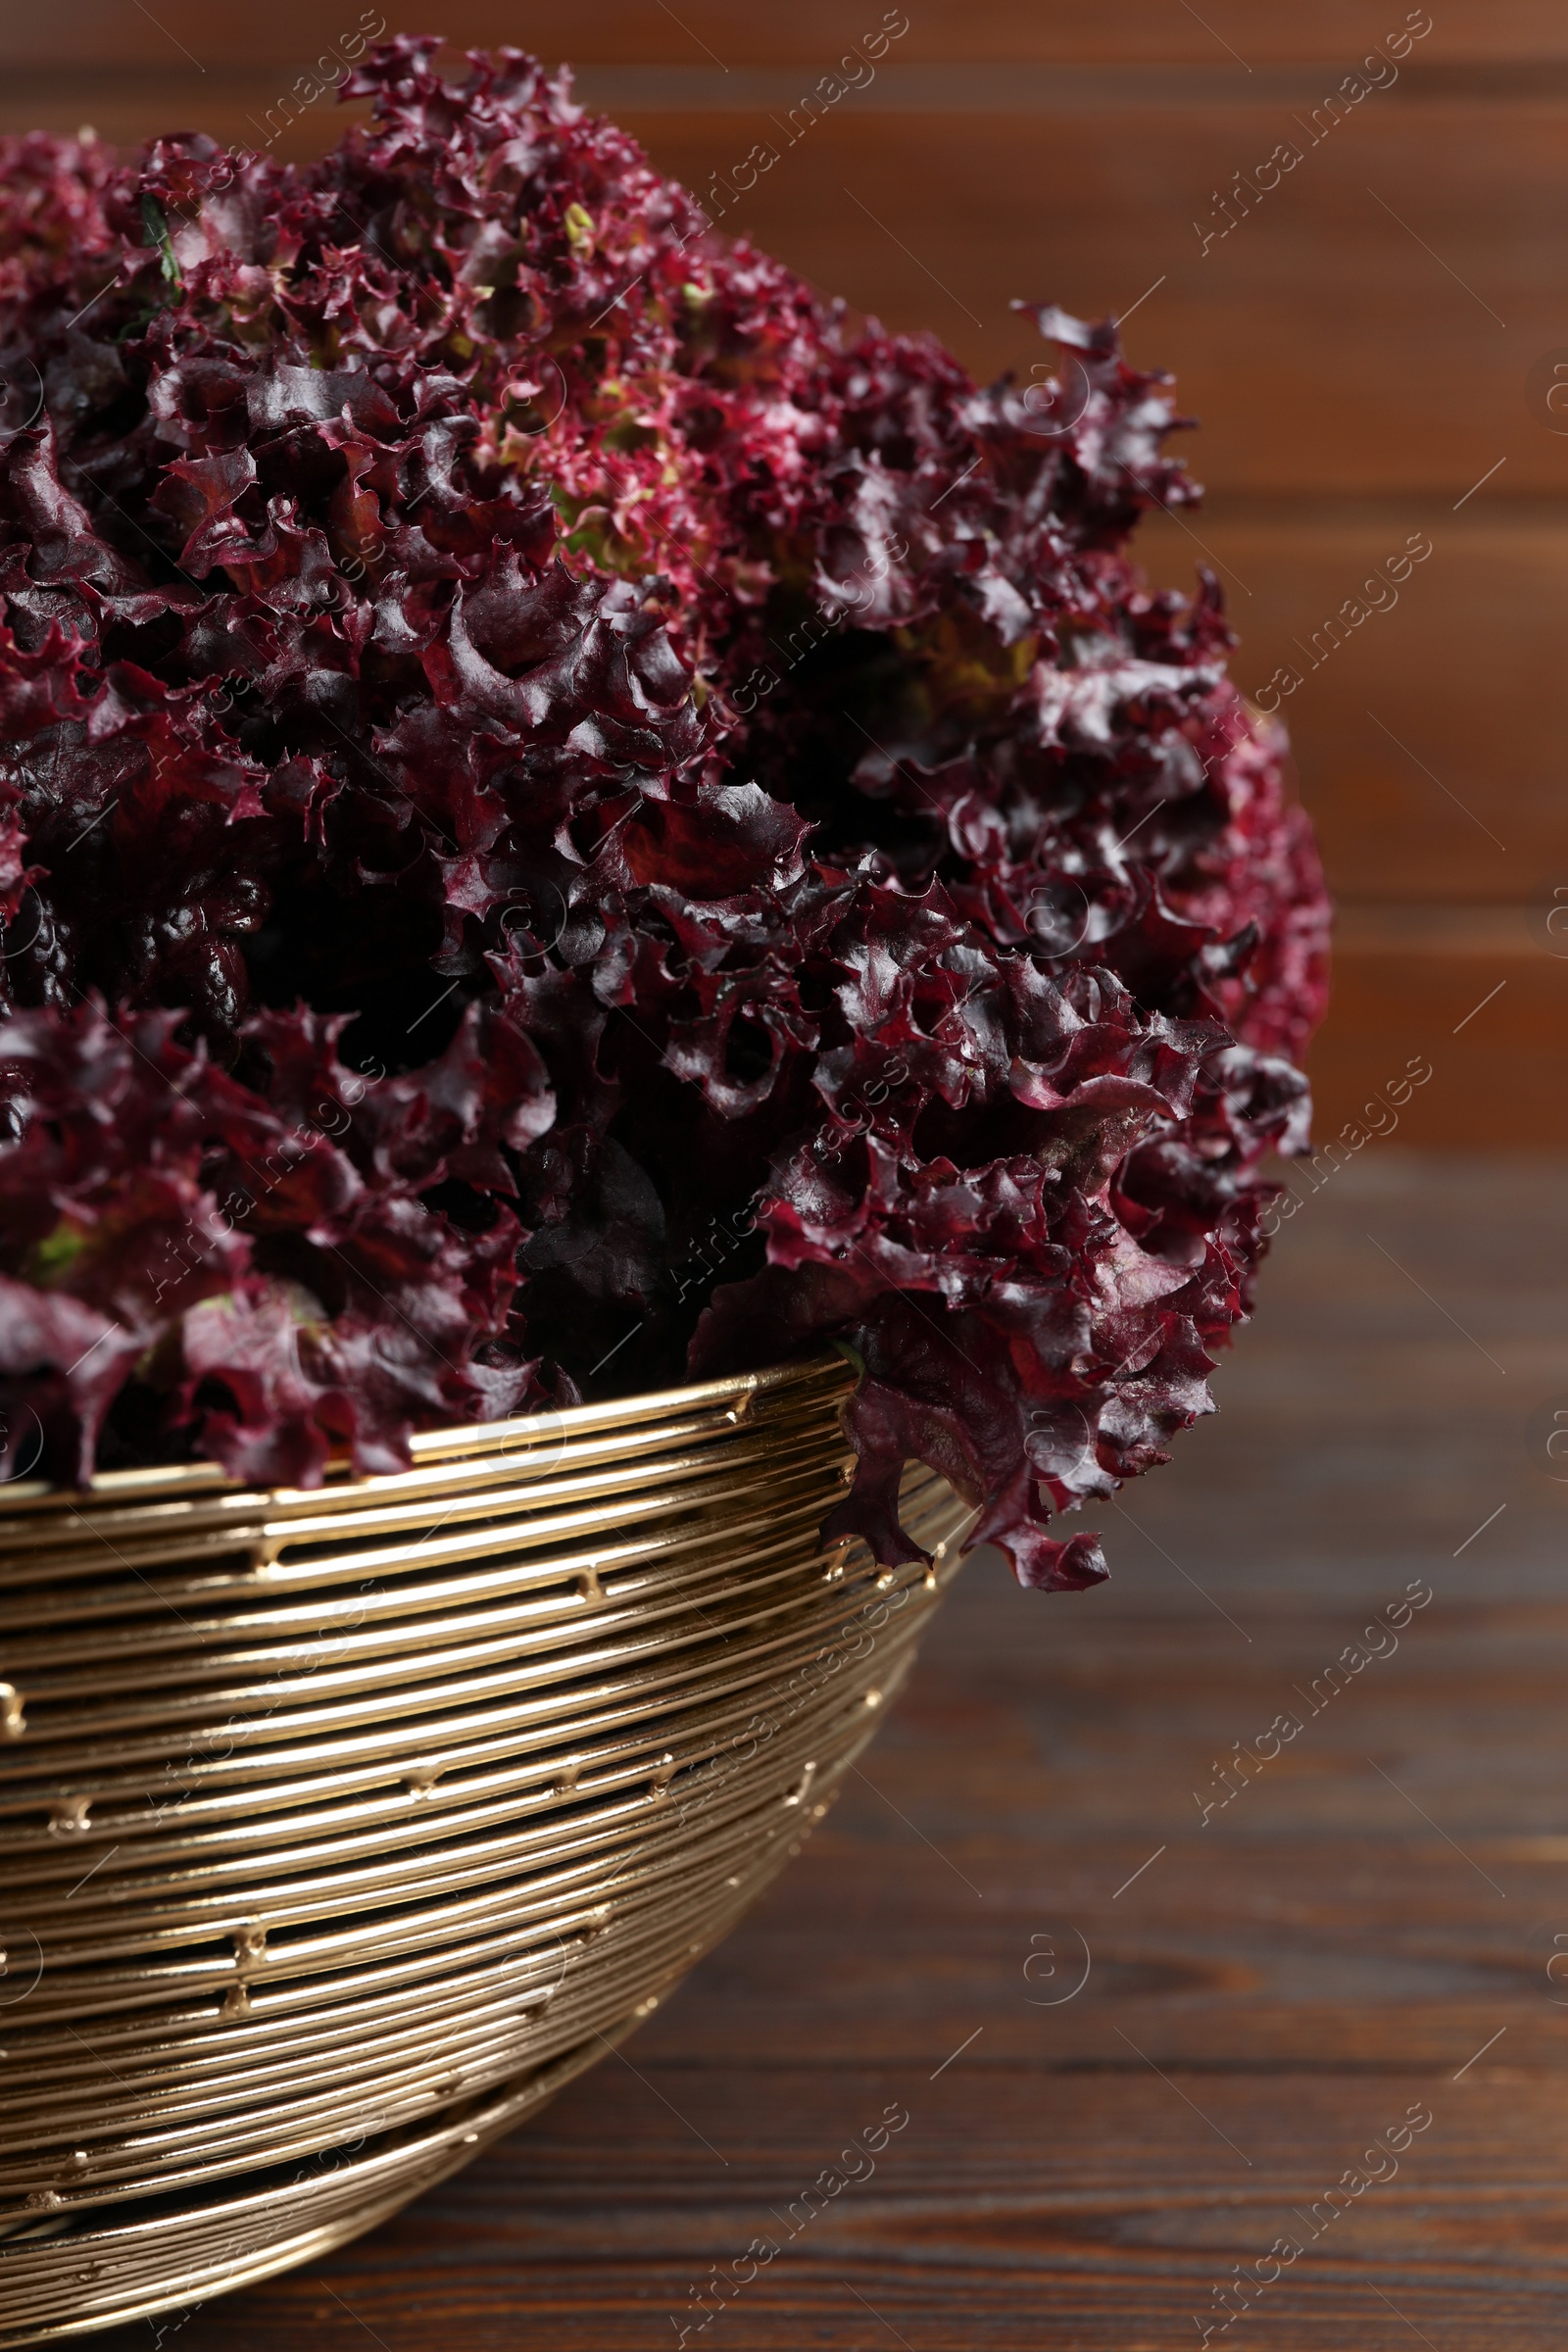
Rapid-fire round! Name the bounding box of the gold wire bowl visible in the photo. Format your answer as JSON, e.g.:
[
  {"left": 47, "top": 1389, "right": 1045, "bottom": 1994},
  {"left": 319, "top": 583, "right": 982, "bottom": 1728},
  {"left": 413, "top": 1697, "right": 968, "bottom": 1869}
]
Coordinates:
[{"left": 0, "top": 1353, "right": 972, "bottom": 2346}]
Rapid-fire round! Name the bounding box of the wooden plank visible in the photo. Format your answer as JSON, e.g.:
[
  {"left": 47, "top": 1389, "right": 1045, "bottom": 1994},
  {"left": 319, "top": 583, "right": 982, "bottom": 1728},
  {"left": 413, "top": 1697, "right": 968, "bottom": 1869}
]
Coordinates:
[
  {"left": 18, "top": 61, "right": 1568, "bottom": 106},
  {"left": 1135, "top": 507, "right": 1568, "bottom": 903},
  {"left": 3, "top": 2, "right": 1568, "bottom": 74},
  {"left": 17, "top": 61, "right": 1568, "bottom": 135},
  {"left": 77, "top": 1153, "right": 1568, "bottom": 2346},
  {"left": 1306, "top": 907, "right": 1568, "bottom": 1142}
]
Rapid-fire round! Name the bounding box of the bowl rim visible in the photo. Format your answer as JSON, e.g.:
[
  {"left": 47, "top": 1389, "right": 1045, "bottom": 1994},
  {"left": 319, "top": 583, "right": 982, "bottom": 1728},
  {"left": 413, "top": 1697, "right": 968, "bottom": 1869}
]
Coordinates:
[{"left": 0, "top": 1350, "right": 853, "bottom": 1521}]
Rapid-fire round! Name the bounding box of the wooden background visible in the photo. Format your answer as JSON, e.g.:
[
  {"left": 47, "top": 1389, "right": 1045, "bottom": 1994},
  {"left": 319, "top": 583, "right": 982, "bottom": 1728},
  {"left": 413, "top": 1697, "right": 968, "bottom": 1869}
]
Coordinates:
[
  {"left": 4, "top": 3, "right": 1568, "bottom": 1140},
  {"left": 6, "top": 17, "right": 1568, "bottom": 2343},
  {"left": 76, "top": 1153, "right": 1568, "bottom": 2348}
]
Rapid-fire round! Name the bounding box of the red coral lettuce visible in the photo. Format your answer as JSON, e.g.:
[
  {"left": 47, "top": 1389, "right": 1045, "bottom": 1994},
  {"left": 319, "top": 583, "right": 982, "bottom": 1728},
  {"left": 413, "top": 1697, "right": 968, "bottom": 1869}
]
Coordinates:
[{"left": 0, "top": 40, "right": 1329, "bottom": 1589}]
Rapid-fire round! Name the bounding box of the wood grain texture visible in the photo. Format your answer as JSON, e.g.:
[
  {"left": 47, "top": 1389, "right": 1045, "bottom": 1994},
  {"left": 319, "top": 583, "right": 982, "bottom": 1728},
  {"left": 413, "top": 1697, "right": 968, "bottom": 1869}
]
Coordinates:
[
  {"left": 1134, "top": 506, "right": 1568, "bottom": 898},
  {"left": 2, "top": 3, "right": 1564, "bottom": 73},
  {"left": 72, "top": 1156, "right": 1568, "bottom": 2344},
  {"left": 1306, "top": 906, "right": 1568, "bottom": 1140}
]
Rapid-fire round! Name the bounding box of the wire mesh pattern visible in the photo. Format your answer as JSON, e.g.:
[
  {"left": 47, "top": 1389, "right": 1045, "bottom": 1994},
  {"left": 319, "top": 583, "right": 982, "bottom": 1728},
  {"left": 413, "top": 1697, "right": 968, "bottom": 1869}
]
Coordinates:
[{"left": 0, "top": 1355, "right": 972, "bottom": 2345}]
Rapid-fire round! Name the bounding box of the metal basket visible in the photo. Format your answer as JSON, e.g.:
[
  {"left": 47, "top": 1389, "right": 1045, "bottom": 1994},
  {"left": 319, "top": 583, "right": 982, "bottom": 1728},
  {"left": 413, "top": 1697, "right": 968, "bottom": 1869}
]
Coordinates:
[{"left": 0, "top": 1354, "right": 971, "bottom": 2345}]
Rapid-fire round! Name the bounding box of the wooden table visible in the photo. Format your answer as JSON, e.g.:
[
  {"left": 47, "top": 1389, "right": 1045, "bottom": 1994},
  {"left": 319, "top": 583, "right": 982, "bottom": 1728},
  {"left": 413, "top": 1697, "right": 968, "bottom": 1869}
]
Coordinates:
[{"left": 94, "top": 1152, "right": 1568, "bottom": 2349}]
